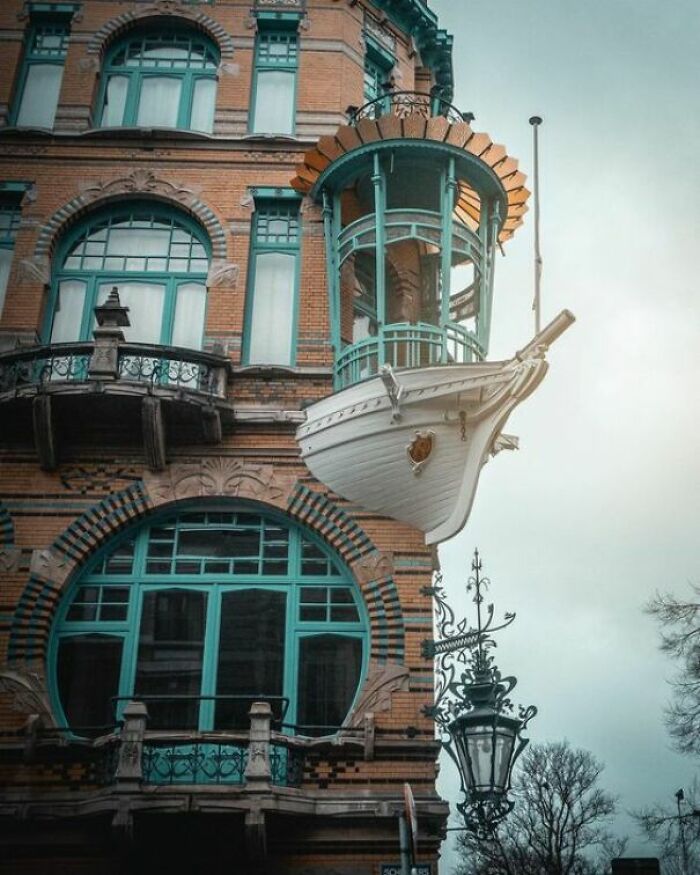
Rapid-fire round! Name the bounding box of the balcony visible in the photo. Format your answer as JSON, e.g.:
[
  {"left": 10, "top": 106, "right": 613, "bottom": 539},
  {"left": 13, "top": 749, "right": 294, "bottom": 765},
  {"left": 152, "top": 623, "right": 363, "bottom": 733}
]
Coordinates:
[
  {"left": 348, "top": 90, "right": 469, "bottom": 126},
  {"left": 0, "top": 333, "right": 231, "bottom": 471}
]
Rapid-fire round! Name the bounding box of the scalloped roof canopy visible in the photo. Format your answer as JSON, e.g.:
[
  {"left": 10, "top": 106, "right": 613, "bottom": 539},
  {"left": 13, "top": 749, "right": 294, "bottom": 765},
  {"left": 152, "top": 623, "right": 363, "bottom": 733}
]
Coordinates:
[{"left": 291, "top": 116, "right": 529, "bottom": 243}]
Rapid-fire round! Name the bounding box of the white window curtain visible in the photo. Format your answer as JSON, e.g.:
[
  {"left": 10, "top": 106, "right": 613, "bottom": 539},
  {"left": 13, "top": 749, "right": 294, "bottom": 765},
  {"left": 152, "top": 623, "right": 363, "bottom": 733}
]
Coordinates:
[
  {"left": 172, "top": 282, "right": 206, "bottom": 349},
  {"left": 248, "top": 252, "right": 295, "bottom": 365},
  {"left": 101, "top": 75, "right": 129, "bottom": 126},
  {"left": 191, "top": 78, "right": 216, "bottom": 133},
  {"left": 253, "top": 71, "right": 294, "bottom": 135},
  {"left": 16, "top": 64, "right": 64, "bottom": 127},
  {"left": 136, "top": 77, "right": 181, "bottom": 128},
  {"left": 97, "top": 282, "right": 165, "bottom": 344},
  {"left": 50, "top": 280, "right": 87, "bottom": 343}
]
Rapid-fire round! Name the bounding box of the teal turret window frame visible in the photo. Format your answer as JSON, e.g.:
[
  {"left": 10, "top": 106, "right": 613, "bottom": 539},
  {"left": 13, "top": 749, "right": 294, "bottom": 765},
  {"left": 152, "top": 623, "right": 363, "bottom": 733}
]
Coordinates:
[
  {"left": 96, "top": 28, "right": 219, "bottom": 133},
  {"left": 249, "top": 19, "right": 300, "bottom": 136},
  {"left": 44, "top": 203, "right": 211, "bottom": 348},
  {"left": 48, "top": 506, "right": 368, "bottom": 738},
  {"left": 0, "top": 186, "right": 30, "bottom": 319},
  {"left": 10, "top": 14, "right": 72, "bottom": 129},
  {"left": 243, "top": 191, "right": 301, "bottom": 366},
  {"left": 363, "top": 32, "right": 395, "bottom": 107}
]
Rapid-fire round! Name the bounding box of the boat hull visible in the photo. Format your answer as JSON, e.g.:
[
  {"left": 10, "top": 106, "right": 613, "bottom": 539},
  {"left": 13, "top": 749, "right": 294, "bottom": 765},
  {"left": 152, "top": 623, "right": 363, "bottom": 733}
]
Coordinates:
[{"left": 296, "top": 311, "right": 574, "bottom": 545}]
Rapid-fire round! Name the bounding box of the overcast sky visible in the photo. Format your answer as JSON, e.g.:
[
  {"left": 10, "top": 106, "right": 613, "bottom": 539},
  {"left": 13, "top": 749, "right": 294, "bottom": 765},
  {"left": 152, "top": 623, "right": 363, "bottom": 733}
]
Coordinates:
[{"left": 429, "top": 0, "right": 700, "bottom": 869}]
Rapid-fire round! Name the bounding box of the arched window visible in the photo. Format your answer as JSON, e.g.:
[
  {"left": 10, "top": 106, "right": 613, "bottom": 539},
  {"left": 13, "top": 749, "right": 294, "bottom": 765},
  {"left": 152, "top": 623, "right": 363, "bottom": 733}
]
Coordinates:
[
  {"left": 98, "top": 28, "right": 219, "bottom": 133},
  {"left": 48, "top": 205, "right": 210, "bottom": 348},
  {"left": 50, "top": 507, "right": 367, "bottom": 737}
]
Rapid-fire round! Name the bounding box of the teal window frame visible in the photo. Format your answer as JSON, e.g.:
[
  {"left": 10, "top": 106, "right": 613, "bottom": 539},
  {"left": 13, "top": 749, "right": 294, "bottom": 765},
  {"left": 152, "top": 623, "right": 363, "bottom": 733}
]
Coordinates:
[
  {"left": 10, "top": 17, "right": 70, "bottom": 128},
  {"left": 242, "top": 194, "right": 301, "bottom": 366},
  {"left": 96, "top": 28, "right": 219, "bottom": 132},
  {"left": 363, "top": 34, "right": 395, "bottom": 107},
  {"left": 0, "top": 195, "right": 23, "bottom": 318},
  {"left": 44, "top": 204, "right": 211, "bottom": 346},
  {"left": 249, "top": 22, "right": 299, "bottom": 135},
  {"left": 49, "top": 506, "right": 368, "bottom": 736}
]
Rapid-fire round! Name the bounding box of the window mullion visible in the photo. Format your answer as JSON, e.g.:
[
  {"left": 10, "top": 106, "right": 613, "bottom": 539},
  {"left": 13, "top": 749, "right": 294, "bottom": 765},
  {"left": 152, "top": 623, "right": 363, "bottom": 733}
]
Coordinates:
[{"left": 199, "top": 584, "right": 220, "bottom": 731}]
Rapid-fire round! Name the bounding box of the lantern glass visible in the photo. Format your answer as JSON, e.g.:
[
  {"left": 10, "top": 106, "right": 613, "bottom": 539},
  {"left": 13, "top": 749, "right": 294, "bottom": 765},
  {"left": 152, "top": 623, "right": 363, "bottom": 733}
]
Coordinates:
[{"left": 451, "top": 717, "right": 519, "bottom": 795}]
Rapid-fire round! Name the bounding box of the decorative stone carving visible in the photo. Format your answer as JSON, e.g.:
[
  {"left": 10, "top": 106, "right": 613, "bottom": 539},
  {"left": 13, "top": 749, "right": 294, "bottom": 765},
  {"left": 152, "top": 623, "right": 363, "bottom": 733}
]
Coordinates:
[
  {"left": 78, "top": 169, "right": 202, "bottom": 207},
  {"left": 207, "top": 260, "right": 239, "bottom": 288},
  {"left": 29, "top": 547, "right": 70, "bottom": 585},
  {"left": 15, "top": 255, "right": 50, "bottom": 286},
  {"left": 0, "top": 547, "right": 21, "bottom": 573},
  {"left": 0, "top": 665, "right": 55, "bottom": 726},
  {"left": 352, "top": 550, "right": 394, "bottom": 585},
  {"left": 144, "top": 459, "right": 294, "bottom": 508},
  {"left": 78, "top": 57, "right": 100, "bottom": 74},
  {"left": 219, "top": 62, "right": 240, "bottom": 77},
  {"left": 347, "top": 661, "right": 410, "bottom": 726}
]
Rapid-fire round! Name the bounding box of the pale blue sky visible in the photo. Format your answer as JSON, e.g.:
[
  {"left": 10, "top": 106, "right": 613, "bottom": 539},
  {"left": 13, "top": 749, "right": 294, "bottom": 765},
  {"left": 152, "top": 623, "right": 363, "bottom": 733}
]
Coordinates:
[{"left": 430, "top": 0, "right": 700, "bottom": 869}]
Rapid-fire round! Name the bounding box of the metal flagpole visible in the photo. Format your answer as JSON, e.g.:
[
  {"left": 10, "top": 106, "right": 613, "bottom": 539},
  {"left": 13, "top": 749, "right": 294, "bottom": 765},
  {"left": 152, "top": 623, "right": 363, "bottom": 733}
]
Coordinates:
[{"left": 529, "top": 116, "right": 543, "bottom": 334}]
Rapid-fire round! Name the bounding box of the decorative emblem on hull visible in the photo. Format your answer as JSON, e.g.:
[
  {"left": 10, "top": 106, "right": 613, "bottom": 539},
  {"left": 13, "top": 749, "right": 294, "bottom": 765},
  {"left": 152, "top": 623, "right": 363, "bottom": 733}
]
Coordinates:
[{"left": 407, "top": 430, "right": 436, "bottom": 475}]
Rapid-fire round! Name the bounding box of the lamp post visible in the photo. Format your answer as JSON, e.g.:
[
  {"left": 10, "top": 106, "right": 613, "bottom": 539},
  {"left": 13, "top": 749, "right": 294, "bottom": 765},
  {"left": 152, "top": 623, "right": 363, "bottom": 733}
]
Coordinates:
[{"left": 422, "top": 550, "right": 536, "bottom": 836}]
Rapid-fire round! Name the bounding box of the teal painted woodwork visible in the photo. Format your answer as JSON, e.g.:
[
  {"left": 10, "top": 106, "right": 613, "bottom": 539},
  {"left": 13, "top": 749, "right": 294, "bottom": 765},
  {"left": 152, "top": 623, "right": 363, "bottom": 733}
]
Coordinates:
[
  {"left": 249, "top": 24, "right": 299, "bottom": 136},
  {"left": 10, "top": 19, "right": 69, "bottom": 128},
  {"left": 365, "top": 0, "right": 454, "bottom": 100},
  {"left": 321, "top": 144, "right": 499, "bottom": 387},
  {"left": 44, "top": 204, "right": 211, "bottom": 347},
  {"left": 0, "top": 196, "right": 21, "bottom": 318},
  {"left": 242, "top": 195, "right": 301, "bottom": 366},
  {"left": 96, "top": 28, "right": 219, "bottom": 133},
  {"left": 49, "top": 506, "right": 368, "bottom": 739}
]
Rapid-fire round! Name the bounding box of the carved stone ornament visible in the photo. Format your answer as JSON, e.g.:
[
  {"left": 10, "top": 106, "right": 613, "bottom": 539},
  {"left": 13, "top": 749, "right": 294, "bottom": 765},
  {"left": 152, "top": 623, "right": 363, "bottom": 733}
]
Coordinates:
[
  {"left": 406, "top": 429, "right": 436, "bottom": 475},
  {"left": 144, "top": 458, "right": 294, "bottom": 508},
  {"left": 207, "top": 260, "right": 239, "bottom": 289},
  {"left": 78, "top": 169, "right": 202, "bottom": 208},
  {"left": 352, "top": 550, "right": 394, "bottom": 585},
  {"left": 78, "top": 57, "right": 101, "bottom": 74},
  {"left": 0, "top": 546, "right": 22, "bottom": 573},
  {"left": 15, "top": 255, "right": 50, "bottom": 286},
  {"left": 0, "top": 665, "right": 56, "bottom": 726},
  {"left": 29, "top": 547, "right": 70, "bottom": 586},
  {"left": 347, "top": 661, "right": 410, "bottom": 726}
]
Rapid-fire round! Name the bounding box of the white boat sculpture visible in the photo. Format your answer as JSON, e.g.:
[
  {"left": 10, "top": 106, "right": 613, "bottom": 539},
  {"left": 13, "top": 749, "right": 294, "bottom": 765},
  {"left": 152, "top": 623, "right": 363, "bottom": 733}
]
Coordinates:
[{"left": 297, "top": 310, "right": 574, "bottom": 545}]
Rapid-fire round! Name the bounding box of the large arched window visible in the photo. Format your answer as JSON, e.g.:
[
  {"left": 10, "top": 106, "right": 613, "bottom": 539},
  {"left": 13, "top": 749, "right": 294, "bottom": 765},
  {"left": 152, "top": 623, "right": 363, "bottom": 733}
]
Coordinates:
[
  {"left": 50, "top": 507, "right": 368, "bottom": 737},
  {"left": 98, "top": 28, "right": 219, "bottom": 133},
  {"left": 48, "top": 205, "right": 210, "bottom": 348}
]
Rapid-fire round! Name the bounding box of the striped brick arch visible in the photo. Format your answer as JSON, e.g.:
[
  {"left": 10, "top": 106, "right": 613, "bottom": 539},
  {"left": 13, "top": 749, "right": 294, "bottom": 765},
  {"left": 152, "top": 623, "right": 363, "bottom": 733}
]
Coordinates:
[
  {"left": 85, "top": 2, "right": 235, "bottom": 60},
  {"left": 33, "top": 177, "right": 228, "bottom": 265},
  {"left": 8, "top": 479, "right": 406, "bottom": 670}
]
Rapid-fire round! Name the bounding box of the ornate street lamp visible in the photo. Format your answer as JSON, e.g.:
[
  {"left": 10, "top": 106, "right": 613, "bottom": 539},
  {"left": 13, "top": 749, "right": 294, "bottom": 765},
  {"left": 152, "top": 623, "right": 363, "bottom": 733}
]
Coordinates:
[{"left": 422, "top": 550, "right": 536, "bottom": 836}]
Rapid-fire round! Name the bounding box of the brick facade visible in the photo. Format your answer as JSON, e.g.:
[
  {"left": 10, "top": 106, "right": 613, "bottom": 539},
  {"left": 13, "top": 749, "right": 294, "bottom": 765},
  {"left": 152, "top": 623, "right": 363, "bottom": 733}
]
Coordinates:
[{"left": 0, "top": 2, "right": 452, "bottom": 872}]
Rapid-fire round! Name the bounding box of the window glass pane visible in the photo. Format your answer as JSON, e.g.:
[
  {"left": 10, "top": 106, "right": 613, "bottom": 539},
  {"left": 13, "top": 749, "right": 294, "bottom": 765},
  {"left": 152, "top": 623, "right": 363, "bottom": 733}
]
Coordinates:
[
  {"left": 134, "top": 589, "right": 207, "bottom": 729},
  {"left": 0, "top": 248, "right": 13, "bottom": 317},
  {"left": 137, "top": 77, "right": 181, "bottom": 127},
  {"left": 171, "top": 282, "right": 206, "bottom": 349},
  {"left": 215, "top": 590, "right": 286, "bottom": 729},
  {"left": 178, "top": 528, "right": 260, "bottom": 559},
  {"left": 97, "top": 282, "right": 164, "bottom": 344},
  {"left": 57, "top": 635, "right": 123, "bottom": 733},
  {"left": 107, "top": 227, "right": 170, "bottom": 258},
  {"left": 297, "top": 635, "right": 361, "bottom": 734},
  {"left": 253, "top": 70, "right": 295, "bottom": 135},
  {"left": 191, "top": 78, "right": 216, "bottom": 133},
  {"left": 101, "top": 75, "right": 129, "bottom": 126},
  {"left": 50, "top": 280, "right": 86, "bottom": 343},
  {"left": 248, "top": 251, "right": 295, "bottom": 365},
  {"left": 16, "top": 63, "right": 63, "bottom": 127}
]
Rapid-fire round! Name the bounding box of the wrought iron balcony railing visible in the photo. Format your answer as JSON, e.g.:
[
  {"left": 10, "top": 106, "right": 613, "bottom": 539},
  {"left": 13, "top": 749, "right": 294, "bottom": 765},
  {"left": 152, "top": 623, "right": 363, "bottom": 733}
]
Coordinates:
[
  {"left": 335, "top": 321, "right": 485, "bottom": 389},
  {"left": 0, "top": 340, "right": 230, "bottom": 398},
  {"left": 349, "top": 90, "right": 467, "bottom": 126}
]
